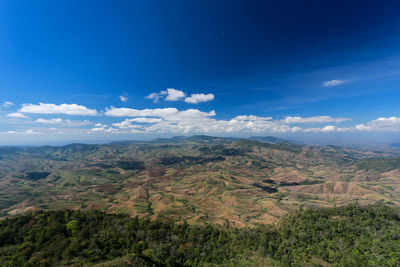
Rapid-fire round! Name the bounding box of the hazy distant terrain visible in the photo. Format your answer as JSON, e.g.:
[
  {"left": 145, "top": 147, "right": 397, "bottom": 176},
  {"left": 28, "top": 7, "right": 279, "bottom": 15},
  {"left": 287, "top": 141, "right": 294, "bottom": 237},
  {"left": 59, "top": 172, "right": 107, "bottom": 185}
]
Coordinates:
[{"left": 1, "top": 135, "right": 400, "bottom": 227}]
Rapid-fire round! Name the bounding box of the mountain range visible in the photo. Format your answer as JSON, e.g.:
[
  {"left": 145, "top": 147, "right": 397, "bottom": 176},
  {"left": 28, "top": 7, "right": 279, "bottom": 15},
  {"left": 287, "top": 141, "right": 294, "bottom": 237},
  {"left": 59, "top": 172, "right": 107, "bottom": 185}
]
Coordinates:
[{"left": 1, "top": 135, "right": 399, "bottom": 227}]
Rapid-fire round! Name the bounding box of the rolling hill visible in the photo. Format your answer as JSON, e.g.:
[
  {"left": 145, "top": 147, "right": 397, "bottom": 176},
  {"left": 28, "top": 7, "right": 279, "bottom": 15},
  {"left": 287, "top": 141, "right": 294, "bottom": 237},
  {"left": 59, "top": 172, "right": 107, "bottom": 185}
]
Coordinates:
[{"left": 0, "top": 136, "right": 399, "bottom": 228}]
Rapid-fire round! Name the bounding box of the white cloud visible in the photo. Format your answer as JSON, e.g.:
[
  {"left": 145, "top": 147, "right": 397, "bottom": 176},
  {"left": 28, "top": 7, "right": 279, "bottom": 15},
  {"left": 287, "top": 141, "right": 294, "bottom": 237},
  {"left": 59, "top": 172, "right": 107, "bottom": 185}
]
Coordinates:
[
  {"left": 91, "top": 126, "right": 106, "bottom": 132},
  {"left": 232, "top": 115, "right": 272, "bottom": 121},
  {"left": 303, "top": 125, "right": 353, "bottom": 133},
  {"left": 35, "top": 118, "right": 92, "bottom": 127},
  {"left": 184, "top": 93, "right": 214, "bottom": 104},
  {"left": 25, "top": 129, "right": 40, "bottom": 135},
  {"left": 111, "top": 118, "right": 162, "bottom": 129},
  {"left": 105, "top": 107, "right": 301, "bottom": 134},
  {"left": 169, "top": 109, "right": 216, "bottom": 120},
  {"left": 113, "top": 120, "right": 144, "bottom": 129},
  {"left": 164, "top": 88, "right": 185, "bottom": 101},
  {"left": 146, "top": 88, "right": 214, "bottom": 104},
  {"left": 354, "top": 116, "right": 400, "bottom": 132},
  {"left": 321, "top": 125, "right": 337, "bottom": 132},
  {"left": 119, "top": 95, "right": 128, "bottom": 102},
  {"left": 322, "top": 79, "right": 346, "bottom": 87},
  {"left": 291, "top": 126, "right": 302, "bottom": 132},
  {"left": 69, "top": 120, "right": 92, "bottom": 126},
  {"left": 105, "top": 107, "right": 216, "bottom": 123},
  {"left": 283, "top": 116, "right": 350, "bottom": 124},
  {"left": 19, "top": 103, "right": 98, "bottom": 116},
  {"left": 90, "top": 125, "right": 120, "bottom": 133},
  {"left": 36, "top": 118, "right": 64, "bottom": 124},
  {"left": 90, "top": 123, "right": 115, "bottom": 132},
  {"left": 105, "top": 107, "right": 178, "bottom": 117},
  {"left": 0, "top": 130, "right": 17, "bottom": 135},
  {"left": 119, "top": 117, "right": 162, "bottom": 124},
  {"left": 11, "top": 103, "right": 400, "bottom": 136},
  {"left": 3, "top": 101, "right": 14, "bottom": 107},
  {"left": 146, "top": 88, "right": 185, "bottom": 103},
  {"left": 0, "top": 129, "right": 40, "bottom": 135},
  {"left": 6, "top": 112, "right": 29, "bottom": 119},
  {"left": 130, "top": 117, "right": 162, "bottom": 123},
  {"left": 146, "top": 92, "right": 163, "bottom": 103},
  {"left": 354, "top": 124, "right": 371, "bottom": 131},
  {"left": 290, "top": 116, "right": 400, "bottom": 133}
]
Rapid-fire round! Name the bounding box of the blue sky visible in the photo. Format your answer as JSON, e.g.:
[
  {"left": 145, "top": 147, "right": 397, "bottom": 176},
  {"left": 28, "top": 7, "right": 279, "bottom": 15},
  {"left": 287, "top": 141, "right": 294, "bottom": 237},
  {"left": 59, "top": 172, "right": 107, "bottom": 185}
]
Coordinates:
[{"left": 1, "top": 0, "right": 400, "bottom": 145}]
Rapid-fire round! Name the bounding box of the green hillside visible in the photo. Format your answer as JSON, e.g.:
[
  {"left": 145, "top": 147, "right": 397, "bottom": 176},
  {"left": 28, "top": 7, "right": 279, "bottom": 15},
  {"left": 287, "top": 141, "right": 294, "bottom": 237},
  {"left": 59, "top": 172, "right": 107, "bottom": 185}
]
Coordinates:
[{"left": 0, "top": 205, "right": 398, "bottom": 266}]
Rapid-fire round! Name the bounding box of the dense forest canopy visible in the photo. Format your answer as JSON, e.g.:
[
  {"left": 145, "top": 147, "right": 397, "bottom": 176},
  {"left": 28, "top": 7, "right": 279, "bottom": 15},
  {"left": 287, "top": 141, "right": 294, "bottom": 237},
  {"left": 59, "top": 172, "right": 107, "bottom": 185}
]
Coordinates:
[{"left": 0, "top": 205, "right": 399, "bottom": 266}]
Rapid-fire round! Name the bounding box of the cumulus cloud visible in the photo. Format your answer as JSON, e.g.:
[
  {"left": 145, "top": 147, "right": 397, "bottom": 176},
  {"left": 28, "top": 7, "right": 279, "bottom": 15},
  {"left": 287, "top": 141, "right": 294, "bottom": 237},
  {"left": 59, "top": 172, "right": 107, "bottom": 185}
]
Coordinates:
[
  {"left": 128, "top": 117, "right": 163, "bottom": 123},
  {"left": 296, "top": 116, "right": 400, "bottom": 133},
  {"left": 12, "top": 102, "right": 400, "bottom": 136},
  {"left": 103, "top": 107, "right": 300, "bottom": 134},
  {"left": 184, "top": 93, "right": 214, "bottom": 104},
  {"left": 102, "top": 107, "right": 372, "bottom": 135},
  {"left": 24, "top": 129, "right": 40, "bottom": 135},
  {"left": 119, "top": 95, "right": 128, "bottom": 102},
  {"left": 105, "top": 107, "right": 216, "bottom": 122},
  {"left": 0, "top": 129, "right": 40, "bottom": 135},
  {"left": 36, "top": 118, "right": 65, "bottom": 124},
  {"left": 164, "top": 88, "right": 185, "bottom": 101},
  {"left": 354, "top": 116, "right": 400, "bottom": 132},
  {"left": 322, "top": 79, "right": 346, "bottom": 87},
  {"left": 3, "top": 101, "right": 14, "bottom": 107},
  {"left": 146, "top": 88, "right": 185, "bottom": 103},
  {"left": 283, "top": 116, "right": 350, "bottom": 124},
  {"left": 321, "top": 125, "right": 337, "bottom": 132},
  {"left": 91, "top": 126, "right": 106, "bottom": 132},
  {"left": 19, "top": 103, "right": 98, "bottom": 116},
  {"left": 6, "top": 112, "right": 29, "bottom": 119},
  {"left": 113, "top": 120, "right": 143, "bottom": 129},
  {"left": 90, "top": 124, "right": 120, "bottom": 133},
  {"left": 111, "top": 118, "right": 162, "bottom": 129},
  {"left": 354, "top": 124, "right": 371, "bottom": 131},
  {"left": 232, "top": 115, "right": 272, "bottom": 121},
  {"left": 146, "top": 92, "right": 163, "bottom": 103},
  {"left": 105, "top": 107, "right": 178, "bottom": 117},
  {"left": 35, "top": 118, "right": 92, "bottom": 126},
  {"left": 146, "top": 88, "right": 214, "bottom": 104},
  {"left": 90, "top": 123, "right": 108, "bottom": 132}
]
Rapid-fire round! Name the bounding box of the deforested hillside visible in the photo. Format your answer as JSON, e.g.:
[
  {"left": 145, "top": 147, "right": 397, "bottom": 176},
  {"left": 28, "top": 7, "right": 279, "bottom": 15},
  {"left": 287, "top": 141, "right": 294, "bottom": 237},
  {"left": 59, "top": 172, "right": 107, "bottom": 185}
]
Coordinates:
[{"left": 0, "top": 136, "right": 399, "bottom": 227}]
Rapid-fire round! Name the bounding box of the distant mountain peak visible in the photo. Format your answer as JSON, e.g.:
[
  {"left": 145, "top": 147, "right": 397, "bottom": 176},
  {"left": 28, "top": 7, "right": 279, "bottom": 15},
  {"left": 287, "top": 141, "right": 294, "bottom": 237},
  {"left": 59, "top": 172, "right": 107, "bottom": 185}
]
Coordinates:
[{"left": 248, "top": 136, "right": 293, "bottom": 144}]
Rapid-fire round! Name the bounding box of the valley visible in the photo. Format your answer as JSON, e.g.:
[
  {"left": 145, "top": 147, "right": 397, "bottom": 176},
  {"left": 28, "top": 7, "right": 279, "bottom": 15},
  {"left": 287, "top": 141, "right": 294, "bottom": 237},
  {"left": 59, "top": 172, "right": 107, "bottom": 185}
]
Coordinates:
[{"left": 1, "top": 136, "right": 399, "bottom": 227}]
